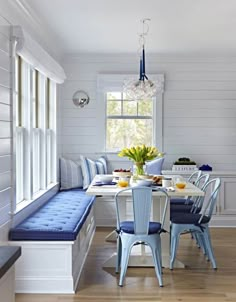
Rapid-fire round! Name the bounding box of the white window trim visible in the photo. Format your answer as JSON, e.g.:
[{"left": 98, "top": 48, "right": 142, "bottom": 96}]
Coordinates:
[
  {"left": 11, "top": 56, "right": 58, "bottom": 214},
  {"left": 96, "top": 74, "right": 164, "bottom": 153}
]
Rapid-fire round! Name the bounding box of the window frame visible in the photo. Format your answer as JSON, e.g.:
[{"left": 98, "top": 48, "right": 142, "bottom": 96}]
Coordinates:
[
  {"left": 96, "top": 74, "right": 164, "bottom": 154},
  {"left": 12, "top": 55, "right": 58, "bottom": 213},
  {"left": 105, "top": 91, "right": 155, "bottom": 152}
]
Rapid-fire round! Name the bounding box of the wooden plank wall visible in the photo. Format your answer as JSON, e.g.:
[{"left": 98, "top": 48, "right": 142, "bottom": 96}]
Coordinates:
[
  {"left": 0, "top": 15, "right": 11, "bottom": 241},
  {"left": 61, "top": 54, "right": 236, "bottom": 171}
]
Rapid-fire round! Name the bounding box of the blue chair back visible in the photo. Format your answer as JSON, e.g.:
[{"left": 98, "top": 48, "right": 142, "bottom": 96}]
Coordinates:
[
  {"left": 199, "top": 178, "right": 221, "bottom": 222},
  {"left": 132, "top": 187, "right": 153, "bottom": 235},
  {"left": 188, "top": 170, "right": 202, "bottom": 184},
  {"left": 195, "top": 173, "right": 210, "bottom": 189}
]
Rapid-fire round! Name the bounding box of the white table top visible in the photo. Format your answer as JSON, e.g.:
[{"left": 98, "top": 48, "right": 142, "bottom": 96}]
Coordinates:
[{"left": 86, "top": 175, "right": 205, "bottom": 197}]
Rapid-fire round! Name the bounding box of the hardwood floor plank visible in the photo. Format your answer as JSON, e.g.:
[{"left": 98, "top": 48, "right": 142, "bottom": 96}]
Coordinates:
[{"left": 16, "top": 227, "right": 236, "bottom": 302}]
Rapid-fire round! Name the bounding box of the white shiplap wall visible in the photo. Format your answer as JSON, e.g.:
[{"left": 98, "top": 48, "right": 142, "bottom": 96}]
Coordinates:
[
  {"left": 61, "top": 54, "right": 236, "bottom": 171},
  {"left": 0, "top": 16, "right": 12, "bottom": 241}
]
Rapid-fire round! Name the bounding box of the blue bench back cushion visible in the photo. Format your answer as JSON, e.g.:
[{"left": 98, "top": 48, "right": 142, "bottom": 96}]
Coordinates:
[
  {"left": 9, "top": 189, "right": 95, "bottom": 241},
  {"left": 146, "top": 157, "right": 164, "bottom": 175}
]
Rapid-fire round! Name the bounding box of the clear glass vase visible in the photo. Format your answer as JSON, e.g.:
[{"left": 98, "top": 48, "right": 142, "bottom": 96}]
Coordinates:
[{"left": 133, "top": 162, "right": 146, "bottom": 177}]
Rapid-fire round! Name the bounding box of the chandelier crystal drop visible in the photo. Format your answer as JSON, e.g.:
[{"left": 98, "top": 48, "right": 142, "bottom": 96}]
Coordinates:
[{"left": 124, "top": 19, "right": 164, "bottom": 100}]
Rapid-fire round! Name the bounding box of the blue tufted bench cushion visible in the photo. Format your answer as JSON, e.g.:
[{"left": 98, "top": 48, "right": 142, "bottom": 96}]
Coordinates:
[{"left": 9, "top": 189, "right": 95, "bottom": 241}]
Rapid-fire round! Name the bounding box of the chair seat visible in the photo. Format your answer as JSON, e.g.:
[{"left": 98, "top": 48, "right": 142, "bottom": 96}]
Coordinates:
[
  {"left": 170, "top": 197, "right": 194, "bottom": 205},
  {"left": 120, "top": 221, "right": 161, "bottom": 234},
  {"left": 170, "top": 203, "right": 193, "bottom": 214},
  {"left": 171, "top": 213, "right": 210, "bottom": 224},
  {"left": 170, "top": 204, "right": 201, "bottom": 215}
]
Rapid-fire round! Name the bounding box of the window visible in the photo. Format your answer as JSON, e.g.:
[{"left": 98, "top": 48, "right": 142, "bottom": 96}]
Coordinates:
[
  {"left": 15, "top": 56, "right": 57, "bottom": 207},
  {"left": 106, "top": 92, "right": 154, "bottom": 151},
  {"left": 97, "top": 74, "right": 164, "bottom": 154}
]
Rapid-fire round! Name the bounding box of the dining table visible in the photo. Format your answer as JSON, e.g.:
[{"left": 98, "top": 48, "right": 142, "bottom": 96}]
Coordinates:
[{"left": 86, "top": 174, "right": 205, "bottom": 269}]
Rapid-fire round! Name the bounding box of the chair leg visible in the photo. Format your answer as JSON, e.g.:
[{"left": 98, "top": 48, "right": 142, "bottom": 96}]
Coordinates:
[
  {"left": 202, "top": 228, "right": 217, "bottom": 269},
  {"left": 197, "top": 232, "right": 209, "bottom": 258},
  {"left": 119, "top": 239, "right": 132, "bottom": 286},
  {"left": 192, "top": 232, "right": 201, "bottom": 248},
  {"left": 170, "top": 225, "right": 181, "bottom": 270},
  {"left": 149, "top": 238, "right": 163, "bottom": 287},
  {"left": 116, "top": 236, "right": 122, "bottom": 274}
]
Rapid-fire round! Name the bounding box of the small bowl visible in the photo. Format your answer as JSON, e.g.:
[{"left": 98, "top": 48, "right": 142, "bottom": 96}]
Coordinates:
[
  {"left": 136, "top": 179, "right": 153, "bottom": 187},
  {"left": 98, "top": 175, "right": 114, "bottom": 184}
]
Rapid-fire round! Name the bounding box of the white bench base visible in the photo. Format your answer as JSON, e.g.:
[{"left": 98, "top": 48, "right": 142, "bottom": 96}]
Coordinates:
[
  {"left": 0, "top": 267, "right": 15, "bottom": 302},
  {"left": 9, "top": 206, "right": 95, "bottom": 294}
]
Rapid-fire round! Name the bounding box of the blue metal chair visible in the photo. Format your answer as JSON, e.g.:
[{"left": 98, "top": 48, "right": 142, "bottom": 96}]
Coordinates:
[
  {"left": 115, "top": 186, "right": 169, "bottom": 287},
  {"left": 170, "top": 178, "right": 221, "bottom": 270},
  {"left": 170, "top": 173, "right": 210, "bottom": 216},
  {"left": 170, "top": 170, "right": 202, "bottom": 205}
]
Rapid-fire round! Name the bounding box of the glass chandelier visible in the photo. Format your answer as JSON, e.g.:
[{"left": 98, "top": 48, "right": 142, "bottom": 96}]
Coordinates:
[{"left": 124, "top": 19, "right": 164, "bottom": 100}]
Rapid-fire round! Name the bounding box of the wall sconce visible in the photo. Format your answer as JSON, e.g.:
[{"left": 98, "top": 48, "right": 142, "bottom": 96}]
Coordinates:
[{"left": 72, "top": 90, "right": 90, "bottom": 108}]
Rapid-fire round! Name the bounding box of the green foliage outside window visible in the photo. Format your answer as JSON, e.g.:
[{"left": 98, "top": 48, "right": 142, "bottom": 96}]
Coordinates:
[{"left": 106, "top": 92, "right": 153, "bottom": 151}]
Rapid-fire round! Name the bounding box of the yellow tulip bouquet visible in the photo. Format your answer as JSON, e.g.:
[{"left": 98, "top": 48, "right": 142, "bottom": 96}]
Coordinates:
[{"left": 118, "top": 145, "right": 163, "bottom": 175}]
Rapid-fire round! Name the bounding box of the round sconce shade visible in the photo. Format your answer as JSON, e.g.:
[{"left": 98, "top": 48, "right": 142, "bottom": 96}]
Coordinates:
[{"left": 72, "top": 90, "right": 90, "bottom": 108}]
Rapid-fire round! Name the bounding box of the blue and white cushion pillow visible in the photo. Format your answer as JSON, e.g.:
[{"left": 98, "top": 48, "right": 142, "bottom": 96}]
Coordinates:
[
  {"left": 60, "top": 157, "right": 83, "bottom": 190},
  {"left": 146, "top": 157, "right": 165, "bottom": 175},
  {"left": 80, "top": 155, "right": 108, "bottom": 189}
]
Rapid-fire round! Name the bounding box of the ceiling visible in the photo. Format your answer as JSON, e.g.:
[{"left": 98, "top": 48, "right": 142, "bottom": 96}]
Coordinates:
[{"left": 23, "top": 0, "right": 236, "bottom": 55}]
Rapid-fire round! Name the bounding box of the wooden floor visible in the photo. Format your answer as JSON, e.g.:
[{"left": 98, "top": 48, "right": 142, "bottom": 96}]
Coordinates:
[{"left": 16, "top": 227, "right": 236, "bottom": 302}]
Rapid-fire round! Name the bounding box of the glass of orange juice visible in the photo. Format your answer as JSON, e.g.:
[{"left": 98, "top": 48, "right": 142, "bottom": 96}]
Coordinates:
[
  {"left": 174, "top": 177, "right": 186, "bottom": 189},
  {"left": 117, "top": 177, "right": 129, "bottom": 188}
]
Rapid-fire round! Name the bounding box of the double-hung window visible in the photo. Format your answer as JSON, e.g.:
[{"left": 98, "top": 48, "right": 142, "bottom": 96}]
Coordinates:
[
  {"left": 106, "top": 92, "right": 154, "bottom": 151},
  {"left": 15, "top": 56, "right": 57, "bottom": 208},
  {"left": 97, "top": 74, "right": 164, "bottom": 153}
]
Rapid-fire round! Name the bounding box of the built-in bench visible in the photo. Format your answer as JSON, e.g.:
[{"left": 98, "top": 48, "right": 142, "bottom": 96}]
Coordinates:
[{"left": 9, "top": 189, "right": 96, "bottom": 294}]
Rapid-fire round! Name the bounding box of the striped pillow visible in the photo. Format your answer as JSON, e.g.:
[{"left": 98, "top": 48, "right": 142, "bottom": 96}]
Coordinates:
[
  {"left": 60, "top": 157, "right": 83, "bottom": 190},
  {"left": 80, "top": 155, "right": 108, "bottom": 189}
]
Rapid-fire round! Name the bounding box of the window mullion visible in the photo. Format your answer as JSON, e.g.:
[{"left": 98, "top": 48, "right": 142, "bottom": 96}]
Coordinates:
[
  {"left": 49, "top": 81, "right": 57, "bottom": 183},
  {"left": 22, "top": 61, "right": 33, "bottom": 201},
  {"left": 107, "top": 116, "right": 152, "bottom": 120},
  {"left": 38, "top": 73, "right": 47, "bottom": 190}
]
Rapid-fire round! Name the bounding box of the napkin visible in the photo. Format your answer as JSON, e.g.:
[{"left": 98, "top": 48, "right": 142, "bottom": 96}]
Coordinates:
[{"left": 93, "top": 181, "right": 117, "bottom": 186}]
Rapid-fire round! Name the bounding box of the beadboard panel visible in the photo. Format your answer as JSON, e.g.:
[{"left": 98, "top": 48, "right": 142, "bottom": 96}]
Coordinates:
[
  {"left": 0, "top": 221, "right": 11, "bottom": 242},
  {"left": 0, "top": 187, "right": 11, "bottom": 210},
  {"left": 164, "top": 117, "right": 236, "bottom": 128},
  {"left": 0, "top": 121, "right": 10, "bottom": 138},
  {"left": 0, "top": 21, "right": 11, "bottom": 241},
  {"left": 62, "top": 117, "right": 97, "bottom": 127},
  {"left": 0, "top": 103, "right": 10, "bottom": 121},
  {"left": 0, "top": 49, "right": 10, "bottom": 71},
  {"left": 0, "top": 155, "right": 11, "bottom": 174},
  {"left": 0, "top": 32, "right": 9, "bottom": 54},
  {"left": 62, "top": 135, "right": 97, "bottom": 145},
  {"left": 62, "top": 126, "right": 96, "bottom": 136},
  {"left": 0, "top": 85, "right": 10, "bottom": 104},
  {"left": 0, "top": 69, "right": 10, "bottom": 88},
  {"left": 61, "top": 54, "right": 236, "bottom": 172},
  {"left": 0, "top": 172, "right": 11, "bottom": 191},
  {"left": 0, "top": 138, "right": 10, "bottom": 156},
  {"left": 0, "top": 204, "right": 11, "bottom": 226}
]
